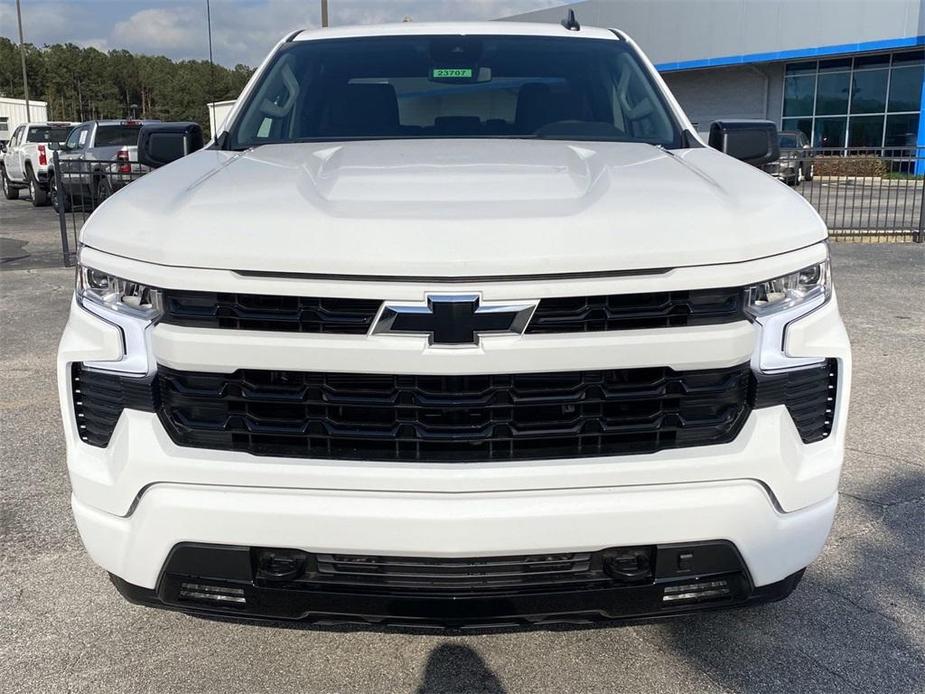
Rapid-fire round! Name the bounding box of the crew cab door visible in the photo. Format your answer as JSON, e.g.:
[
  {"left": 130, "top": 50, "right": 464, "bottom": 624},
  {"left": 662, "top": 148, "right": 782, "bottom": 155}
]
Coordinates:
[
  {"left": 59, "top": 125, "right": 91, "bottom": 186},
  {"left": 6, "top": 126, "right": 24, "bottom": 180}
]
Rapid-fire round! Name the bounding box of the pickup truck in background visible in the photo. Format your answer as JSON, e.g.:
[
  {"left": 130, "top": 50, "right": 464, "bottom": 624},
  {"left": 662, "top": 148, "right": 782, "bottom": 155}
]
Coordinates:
[
  {"left": 1, "top": 122, "right": 76, "bottom": 206},
  {"left": 52, "top": 119, "right": 160, "bottom": 211}
]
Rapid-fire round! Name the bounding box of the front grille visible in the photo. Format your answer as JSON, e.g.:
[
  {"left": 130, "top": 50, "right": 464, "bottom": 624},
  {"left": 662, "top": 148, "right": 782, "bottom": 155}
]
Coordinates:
[
  {"left": 156, "top": 364, "right": 752, "bottom": 462},
  {"left": 159, "top": 287, "right": 746, "bottom": 335},
  {"left": 249, "top": 546, "right": 657, "bottom": 594},
  {"left": 526, "top": 288, "right": 744, "bottom": 333},
  {"left": 162, "top": 290, "right": 381, "bottom": 334},
  {"left": 311, "top": 552, "right": 610, "bottom": 592}
]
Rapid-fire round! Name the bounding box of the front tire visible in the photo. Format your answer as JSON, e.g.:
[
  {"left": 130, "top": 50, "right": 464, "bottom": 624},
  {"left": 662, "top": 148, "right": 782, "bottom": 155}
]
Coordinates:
[
  {"left": 2, "top": 167, "right": 19, "bottom": 200},
  {"left": 804, "top": 162, "right": 814, "bottom": 182},
  {"left": 95, "top": 176, "right": 114, "bottom": 205},
  {"left": 50, "top": 174, "right": 70, "bottom": 213}
]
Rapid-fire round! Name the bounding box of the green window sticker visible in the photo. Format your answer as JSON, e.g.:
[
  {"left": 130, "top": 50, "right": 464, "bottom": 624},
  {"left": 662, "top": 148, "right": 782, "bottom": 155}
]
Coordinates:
[{"left": 432, "top": 68, "right": 473, "bottom": 79}]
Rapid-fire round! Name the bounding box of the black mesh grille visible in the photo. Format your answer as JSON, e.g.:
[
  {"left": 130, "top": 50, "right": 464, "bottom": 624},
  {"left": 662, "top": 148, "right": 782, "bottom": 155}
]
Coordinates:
[
  {"left": 752, "top": 359, "right": 838, "bottom": 443},
  {"left": 155, "top": 364, "right": 753, "bottom": 462},
  {"left": 291, "top": 548, "right": 654, "bottom": 593},
  {"left": 71, "top": 364, "right": 159, "bottom": 447},
  {"left": 160, "top": 287, "right": 746, "bottom": 335},
  {"left": 162, "top": 290, "right": 382, "bottom": 334},
  {"left": 526, "top": 288, "right": 744, "bottom": 333}
]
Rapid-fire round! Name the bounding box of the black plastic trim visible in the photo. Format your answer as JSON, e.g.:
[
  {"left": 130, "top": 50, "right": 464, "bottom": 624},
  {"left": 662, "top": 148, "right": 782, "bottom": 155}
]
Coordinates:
[
  {"left": 71, "top": 363, "right": 159, "bottom": 447},
  {"left": 752, "top": 359, "right": 837, "bottom": 443},
  {"left": 107, "top": 541, "right": 805, "bottom": 628}
]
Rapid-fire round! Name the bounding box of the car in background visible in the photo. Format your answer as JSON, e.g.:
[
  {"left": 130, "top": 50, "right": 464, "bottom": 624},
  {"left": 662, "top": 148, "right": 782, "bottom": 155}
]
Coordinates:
[
  {"left": 766, "top": 130, "right": 814, "bottom": 186},
  {"left": 1, "top": 121, "right": 76, "bottom": 206},
  {"left": 52, "top": 119, "right": 160, "bottom": 211}
]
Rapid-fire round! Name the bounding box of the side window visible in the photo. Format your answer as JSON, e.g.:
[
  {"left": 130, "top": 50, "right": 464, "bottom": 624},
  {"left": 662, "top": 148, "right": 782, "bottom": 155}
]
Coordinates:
[{"left": 65, "top": 127, "right": 82, "bottom": 150}]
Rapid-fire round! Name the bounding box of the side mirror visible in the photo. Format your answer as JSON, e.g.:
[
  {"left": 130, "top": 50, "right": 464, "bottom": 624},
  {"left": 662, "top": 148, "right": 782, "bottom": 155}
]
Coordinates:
[
  {"left": 708, "top": 120, "right": 779, "bottom": 166},
  {"left": 47, "top": 141, "right": 60, "bottom": 151},
  {"left": 138, "top": 122, "right": 204, "bottom": 169}
]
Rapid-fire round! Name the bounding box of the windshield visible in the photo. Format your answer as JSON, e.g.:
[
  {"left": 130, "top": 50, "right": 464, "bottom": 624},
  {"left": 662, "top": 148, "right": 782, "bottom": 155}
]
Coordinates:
[
  {"left": 27, "top": 127, "right": 71, "bottom": 143},
  {"left": 779, "top": 134, "right": 799, "bottom": 148},
  {"left": 95, "top": 125, "right": 142, "bottom": 147},
  {"left": 230, "top": 35, "right": 682, "bottom": 148}
]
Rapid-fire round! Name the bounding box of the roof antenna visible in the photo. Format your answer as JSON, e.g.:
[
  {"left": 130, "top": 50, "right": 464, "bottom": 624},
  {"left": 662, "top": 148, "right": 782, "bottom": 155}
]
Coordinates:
[{"left": 561, "top": 8, "right": 580, "bottom": 31}]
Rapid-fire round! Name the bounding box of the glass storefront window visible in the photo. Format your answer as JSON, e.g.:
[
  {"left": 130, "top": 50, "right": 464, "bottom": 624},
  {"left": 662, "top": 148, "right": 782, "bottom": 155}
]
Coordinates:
[
  {"left": 781, "top": 117, "right": 813, "bottom": 140},
  {"left": 888, "top": 65, "right": 924, "bottom": 113},
  {"left": 783, "top": 75, "right": 816, "bottom": 116},
  {"left": 814, "top": 117, "right": 847, "bottom": 148},
  {"left": 786, "top": 61, "right": 817, "bottom": 75},
  {"left": 816, "top": 72, "right": 850, "bottom": 114},
  {"left": 848, "top": 115, "right": 884, "bottom": 147},
  {"left": 854, "top": 54, "right": 891, "bottom": 70},
  {"left": 850, "top": 69, "right": 889, "bottom": 113},
  {"left": 783, "top": 50, "right": 921, "bottom": 151},
  {"left": 884, "top": 113, "right": 919, "bottom": 147},
  {"left": 892, "top": 50, "right": 924, "bottom": 66},
  {"left": 818, "top": 58, "right": 851, "bottom": 72}
]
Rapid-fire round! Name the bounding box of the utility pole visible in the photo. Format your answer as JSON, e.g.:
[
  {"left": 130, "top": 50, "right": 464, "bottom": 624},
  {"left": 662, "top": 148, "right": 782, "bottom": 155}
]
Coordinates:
[
  {"left": 16, "top": 0, "right": 31, "bottom": 121},
  {"left": 321, "top": 0, "right": 329, "bottom": 27},
  {"left": 206, "top": 0, "right": 216, "bottom": 137}
]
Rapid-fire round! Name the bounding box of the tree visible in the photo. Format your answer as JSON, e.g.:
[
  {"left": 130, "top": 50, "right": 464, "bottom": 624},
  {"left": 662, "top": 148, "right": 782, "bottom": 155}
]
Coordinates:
[{"left": 0, "top": 38, "right": 254, "bottom": 137}]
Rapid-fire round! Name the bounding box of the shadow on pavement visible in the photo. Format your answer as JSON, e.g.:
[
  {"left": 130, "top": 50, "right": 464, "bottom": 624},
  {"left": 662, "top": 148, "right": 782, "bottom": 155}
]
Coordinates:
[
  {"left": 415, "top": 644, "right": 506, "bottom": 694},
  {"left": 655, "top": 465, "right": 925, "bottom": 693}
]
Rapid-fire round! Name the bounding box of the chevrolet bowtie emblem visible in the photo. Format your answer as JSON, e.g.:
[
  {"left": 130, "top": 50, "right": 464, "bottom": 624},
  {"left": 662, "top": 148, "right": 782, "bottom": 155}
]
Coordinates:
[{"left": 372, "top": 294, "right": 536, "bottom": 346}]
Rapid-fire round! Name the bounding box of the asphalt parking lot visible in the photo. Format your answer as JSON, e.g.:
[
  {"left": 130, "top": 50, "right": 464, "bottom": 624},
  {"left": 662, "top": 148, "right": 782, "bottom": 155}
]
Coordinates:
[{"left": 1, "top": 192, "right": 923, "bottom": 693}]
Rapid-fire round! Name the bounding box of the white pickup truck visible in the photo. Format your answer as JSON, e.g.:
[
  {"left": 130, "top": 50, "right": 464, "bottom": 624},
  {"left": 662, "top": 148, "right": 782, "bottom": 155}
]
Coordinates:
[
  {"left": 58, "top": 19, "right": 851, "bottom": 627},
  {"left": 1, "top": 121, "right": 75, "bottom": 206}
]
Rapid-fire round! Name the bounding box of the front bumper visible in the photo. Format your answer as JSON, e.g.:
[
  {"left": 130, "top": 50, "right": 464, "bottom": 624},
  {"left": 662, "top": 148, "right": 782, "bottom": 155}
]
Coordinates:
[{"left": 73, "top": 480, "right": 835, "bottom": 622}]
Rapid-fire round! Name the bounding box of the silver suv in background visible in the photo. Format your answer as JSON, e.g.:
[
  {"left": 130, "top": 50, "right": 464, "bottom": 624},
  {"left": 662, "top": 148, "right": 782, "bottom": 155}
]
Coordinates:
[
  {"left": 766, "top": 130, "right": 814, "bottom": 186},
  {"left": 52, "top": 119, "right": 160, "bottom": 211}
]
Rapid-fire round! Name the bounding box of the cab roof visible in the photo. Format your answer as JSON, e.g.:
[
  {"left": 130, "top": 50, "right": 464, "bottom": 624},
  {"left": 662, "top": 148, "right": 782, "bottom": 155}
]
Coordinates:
[{"left": 290, "top": 21, "right": 619, "bottom": 43}]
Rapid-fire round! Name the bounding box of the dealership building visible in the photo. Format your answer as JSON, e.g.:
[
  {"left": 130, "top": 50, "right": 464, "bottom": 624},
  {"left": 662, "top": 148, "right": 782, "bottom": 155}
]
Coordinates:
[{"left": 507, "top": 0, "right": 925, "bottom": 150}]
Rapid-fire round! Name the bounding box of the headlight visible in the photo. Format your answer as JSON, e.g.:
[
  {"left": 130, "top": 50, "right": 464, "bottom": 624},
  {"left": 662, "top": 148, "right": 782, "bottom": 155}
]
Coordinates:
[
  {"left": 77, "top": 265, "right": 163, "bottom": 320},
  {"left": 746, "top": 260, "right": 831, "bottom": 317},
  {"left": 76, "top": 263, "right": 160, "bottom": 375},
  {"left": 747, "top": 255, "right": 833, "bottom": 372}
]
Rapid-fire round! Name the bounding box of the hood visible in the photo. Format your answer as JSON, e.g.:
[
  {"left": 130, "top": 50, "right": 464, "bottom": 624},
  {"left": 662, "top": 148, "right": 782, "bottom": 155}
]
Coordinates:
[{"left": 82, "top": 139, "right": 826, "bottom": 277}]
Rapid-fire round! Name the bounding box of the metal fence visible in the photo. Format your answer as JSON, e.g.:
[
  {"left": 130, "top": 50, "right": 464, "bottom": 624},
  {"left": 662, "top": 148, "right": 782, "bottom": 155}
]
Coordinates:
[
  {"left": 777, "top": 146, "right": 924, "bottom": 243},
  {"left": 53, "top": 150, "right": 149, "bottom": 266}
]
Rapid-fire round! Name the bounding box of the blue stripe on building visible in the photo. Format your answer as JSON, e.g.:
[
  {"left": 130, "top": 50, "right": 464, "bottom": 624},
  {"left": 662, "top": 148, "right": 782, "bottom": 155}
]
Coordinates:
[{"left": 653, "top": 36, "right": 925, "bottom": 73}]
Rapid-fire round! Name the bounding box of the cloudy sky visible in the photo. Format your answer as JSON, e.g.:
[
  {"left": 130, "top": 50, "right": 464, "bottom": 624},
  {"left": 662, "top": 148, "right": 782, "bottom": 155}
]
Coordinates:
[{"left": 0, "top": 0, "right": 563, "bottom": 66}]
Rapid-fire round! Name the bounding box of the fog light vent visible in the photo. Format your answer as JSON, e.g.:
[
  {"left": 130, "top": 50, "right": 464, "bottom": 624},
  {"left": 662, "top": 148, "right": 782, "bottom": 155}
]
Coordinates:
[
  {"left": 178, "top": 582, "right": 246, "bottom": 606},
  {"left": 662, "top": 579, "right": 731, "bottom": 604}
]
